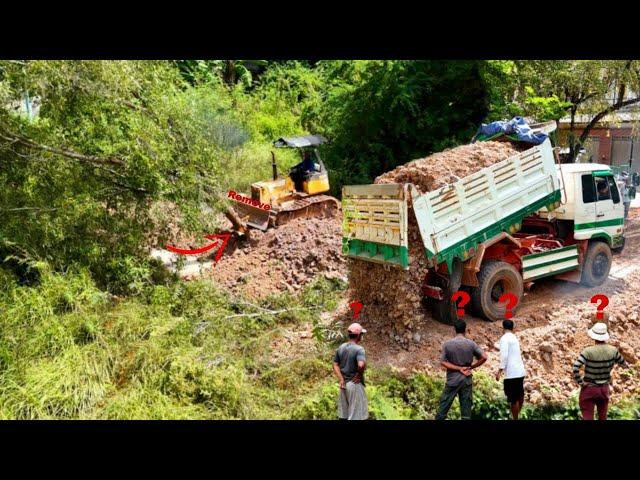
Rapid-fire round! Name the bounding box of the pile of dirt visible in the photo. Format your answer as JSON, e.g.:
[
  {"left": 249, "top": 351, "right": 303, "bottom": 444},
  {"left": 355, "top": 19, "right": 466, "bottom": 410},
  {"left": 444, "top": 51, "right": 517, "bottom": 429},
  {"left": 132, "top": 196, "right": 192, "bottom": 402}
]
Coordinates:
[
  {"left": 202, "top": 216, "right": 347, "bottom": 298},
  {"left": 348, "top": 141, "right": 523, "bottom": 343}
]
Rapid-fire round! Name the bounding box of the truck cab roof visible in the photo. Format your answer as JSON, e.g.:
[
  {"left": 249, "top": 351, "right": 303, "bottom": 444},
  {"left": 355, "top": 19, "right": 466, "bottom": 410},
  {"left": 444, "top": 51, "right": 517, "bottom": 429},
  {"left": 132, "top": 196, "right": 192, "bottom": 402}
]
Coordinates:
[{"left": 558, "top": 163, "right": 612, "bottom": 174}]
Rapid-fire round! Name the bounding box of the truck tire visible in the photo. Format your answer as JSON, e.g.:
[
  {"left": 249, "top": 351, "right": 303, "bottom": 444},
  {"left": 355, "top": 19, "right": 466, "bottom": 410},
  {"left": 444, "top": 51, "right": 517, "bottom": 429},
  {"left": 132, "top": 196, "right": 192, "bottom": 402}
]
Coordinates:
[
  {"left": 470, "top": 261, "right": 523, "bottom": 322},
  {"left": 580, "top": 241, "right": 612, "bottom": 287},
  {"left": 431, "top": 258, "right": 463, "bottom": 326}
]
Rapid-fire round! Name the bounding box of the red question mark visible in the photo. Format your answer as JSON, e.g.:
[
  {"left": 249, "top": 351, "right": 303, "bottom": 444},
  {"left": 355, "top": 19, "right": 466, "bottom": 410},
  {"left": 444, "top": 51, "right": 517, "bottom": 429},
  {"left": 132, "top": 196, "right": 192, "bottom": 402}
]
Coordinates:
[
  {"left": 591, "top": 294, "right": 609, "bottom": 320},
  {"left": 498, "top": 292, "right": 519, "bottom": 319},
  {"left": 451, "top": 291, "right": 471, "bottom": 317},
  {"left": 349, "top": 301, "right": 363, "bottom": 320}
]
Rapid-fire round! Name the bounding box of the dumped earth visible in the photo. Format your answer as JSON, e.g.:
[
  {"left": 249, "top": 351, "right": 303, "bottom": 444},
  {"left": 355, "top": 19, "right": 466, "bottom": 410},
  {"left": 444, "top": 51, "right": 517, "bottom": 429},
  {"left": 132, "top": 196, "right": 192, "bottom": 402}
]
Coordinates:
[
  {"left": 204, "top": 216, "right": 346, "bottom": 298},
  {"left": 349, "top": 141, "right": 523, "bottom": 334},
  {"left": 152, "top": 215, "right": 347, "bottom": 299}
]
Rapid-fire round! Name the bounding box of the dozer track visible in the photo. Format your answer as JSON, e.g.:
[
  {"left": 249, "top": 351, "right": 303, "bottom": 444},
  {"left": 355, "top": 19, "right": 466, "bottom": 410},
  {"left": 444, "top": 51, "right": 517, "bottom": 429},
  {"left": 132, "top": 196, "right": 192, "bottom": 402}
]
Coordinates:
[{"left": 271, "top": 194, "right": 340, "bottom": 227}]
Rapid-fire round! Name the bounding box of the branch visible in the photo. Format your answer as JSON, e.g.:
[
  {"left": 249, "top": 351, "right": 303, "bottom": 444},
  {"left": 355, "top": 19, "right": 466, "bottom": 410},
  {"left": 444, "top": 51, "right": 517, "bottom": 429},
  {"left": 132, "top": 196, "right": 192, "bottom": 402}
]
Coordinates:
[
  {"left": 223, "top": 306, "right": 317, "bottom": 320},
  {"left": 0, "top": 207, "right": 60, "bottom": 212},
  {"left": 0, "top": 130, "right": 124, "bottom": 166},
  {"left": 579, "top": 96, "right": 640, "bottom": 145}
]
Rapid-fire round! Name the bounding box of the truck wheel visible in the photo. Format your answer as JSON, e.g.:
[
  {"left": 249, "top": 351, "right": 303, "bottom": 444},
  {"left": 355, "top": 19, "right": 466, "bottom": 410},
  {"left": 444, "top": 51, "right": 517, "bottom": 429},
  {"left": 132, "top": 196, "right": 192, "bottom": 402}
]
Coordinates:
[
  {"left": 471, "top": 261, "right": 523, "bottom": 322},
  {"left": 581, "top": 241, "right": 612, "bottom": 287},
  {"left": 431, "top": 258, "right": 462, "bottom": 325}
]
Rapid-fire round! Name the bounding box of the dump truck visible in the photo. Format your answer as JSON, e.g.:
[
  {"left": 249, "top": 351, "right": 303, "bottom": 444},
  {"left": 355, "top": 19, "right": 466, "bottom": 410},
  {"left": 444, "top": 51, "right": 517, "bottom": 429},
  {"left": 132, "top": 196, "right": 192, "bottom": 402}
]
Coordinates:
[{"left": 342, "top": 137, "right": 626, "bottom": 323}]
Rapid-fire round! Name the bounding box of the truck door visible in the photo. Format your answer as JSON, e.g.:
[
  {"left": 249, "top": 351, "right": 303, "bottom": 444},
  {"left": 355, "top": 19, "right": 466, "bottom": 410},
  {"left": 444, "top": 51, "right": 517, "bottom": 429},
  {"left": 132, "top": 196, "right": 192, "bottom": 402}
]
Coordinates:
[
  {"left": 575, "top": 173, "right": 624, "bottom": 248},
  {"left": 593, "top": 173, "right": 625, "bottom": 246},
  {"left": 594, "top": 174, "right": 615, "bottom": 219}
]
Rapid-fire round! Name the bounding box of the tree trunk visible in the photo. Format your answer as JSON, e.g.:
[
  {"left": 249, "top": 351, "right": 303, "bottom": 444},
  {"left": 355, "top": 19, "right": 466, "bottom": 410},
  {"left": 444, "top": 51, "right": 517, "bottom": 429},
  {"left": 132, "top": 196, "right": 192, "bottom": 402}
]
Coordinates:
[
  {"left": 568, "top": 106, "right": 577, "bottom": 163},
  {"left": 223, "top": 61, "right": 236, "bottom": 86},
  {"left": 579, "top": 96, "right": 640, "bottom": 146}
]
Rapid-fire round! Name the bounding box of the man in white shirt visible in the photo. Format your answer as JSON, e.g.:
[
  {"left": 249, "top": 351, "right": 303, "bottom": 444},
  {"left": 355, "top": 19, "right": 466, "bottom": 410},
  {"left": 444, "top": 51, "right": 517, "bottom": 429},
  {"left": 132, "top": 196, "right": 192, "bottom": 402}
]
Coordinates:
[{"left": 495, "top": 319, "right": 526, "bottom": 420}]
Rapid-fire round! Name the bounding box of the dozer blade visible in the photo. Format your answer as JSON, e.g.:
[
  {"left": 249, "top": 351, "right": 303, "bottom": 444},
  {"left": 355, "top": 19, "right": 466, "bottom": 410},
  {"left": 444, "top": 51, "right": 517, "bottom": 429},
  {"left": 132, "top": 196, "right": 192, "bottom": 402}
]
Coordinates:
[{"left": 232, "top": 202, "right": 271, "bottom": 231}]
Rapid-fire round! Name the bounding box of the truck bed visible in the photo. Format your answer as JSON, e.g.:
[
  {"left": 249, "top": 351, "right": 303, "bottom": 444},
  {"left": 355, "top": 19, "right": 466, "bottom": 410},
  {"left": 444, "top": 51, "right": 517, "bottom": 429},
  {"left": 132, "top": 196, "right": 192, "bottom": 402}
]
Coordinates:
[{"left": 342, "top": 139, "right": 562, "bottom": 271}]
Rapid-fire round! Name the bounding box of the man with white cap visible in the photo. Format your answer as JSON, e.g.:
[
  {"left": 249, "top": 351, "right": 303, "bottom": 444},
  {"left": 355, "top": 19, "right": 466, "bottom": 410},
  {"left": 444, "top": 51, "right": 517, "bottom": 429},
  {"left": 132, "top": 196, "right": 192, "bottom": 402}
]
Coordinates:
[
  {"left": 572, "top": 322, "right": 628, "bottom": 420},
  {"left": 333, "top": 322, "right": 368, "bottom": 420}
]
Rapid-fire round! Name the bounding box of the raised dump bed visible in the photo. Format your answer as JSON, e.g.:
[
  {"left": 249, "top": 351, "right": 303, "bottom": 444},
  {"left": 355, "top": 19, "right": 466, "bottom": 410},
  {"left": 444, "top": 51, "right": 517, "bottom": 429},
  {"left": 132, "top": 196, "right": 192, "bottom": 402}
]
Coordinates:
[{"left": 343, "top": 139, "right": 561, "bottom": 272}]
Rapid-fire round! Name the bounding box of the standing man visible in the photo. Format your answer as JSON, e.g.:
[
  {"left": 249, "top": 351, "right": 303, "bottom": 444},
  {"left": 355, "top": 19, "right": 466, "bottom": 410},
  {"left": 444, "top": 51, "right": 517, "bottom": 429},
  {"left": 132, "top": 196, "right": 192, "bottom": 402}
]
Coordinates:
[
  {"left": 621, "top": 172, "right": 632, "bottom": 221},
  {"left": 333, "top": 322, "right": 368, "bottom": 420},
  {"left": 495, "top": 319, "right": 526, "bottom": 420},
  {"left": 436, "top": 320, "right": 488, "bottom": 420},
  {"left": 616, "top": 172, "right": 631, "bottom": 221},
  {"left": 572, "top": 322, "right": 628, "bottom": 420}
]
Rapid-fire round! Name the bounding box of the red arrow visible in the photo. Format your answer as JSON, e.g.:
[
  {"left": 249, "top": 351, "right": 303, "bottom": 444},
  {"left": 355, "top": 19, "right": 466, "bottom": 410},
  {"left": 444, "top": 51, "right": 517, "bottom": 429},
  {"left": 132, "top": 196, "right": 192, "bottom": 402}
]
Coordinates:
[{"left": 165, "top": 233, "right": 231, "bottom": 265}]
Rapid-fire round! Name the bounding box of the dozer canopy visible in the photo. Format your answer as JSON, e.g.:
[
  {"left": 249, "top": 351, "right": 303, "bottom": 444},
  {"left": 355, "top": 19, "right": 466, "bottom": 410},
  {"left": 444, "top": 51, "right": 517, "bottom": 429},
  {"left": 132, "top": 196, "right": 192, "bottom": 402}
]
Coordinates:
[{"left": 273, "top": 135, "right": 327, "bottom": 148}]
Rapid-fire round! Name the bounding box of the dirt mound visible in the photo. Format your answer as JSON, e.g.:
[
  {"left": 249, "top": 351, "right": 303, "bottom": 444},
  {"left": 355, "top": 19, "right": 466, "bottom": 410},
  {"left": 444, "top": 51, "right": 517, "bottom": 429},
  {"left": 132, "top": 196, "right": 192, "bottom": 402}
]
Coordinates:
[
  {"left": 349, "top": 141, "right": 522, "bottom": 342},
  {"left": 375, "top": 140, "right": 523, "bottom": 193},
  {"left": 204, "top": 216, "right": 347, "bottom": 298}
]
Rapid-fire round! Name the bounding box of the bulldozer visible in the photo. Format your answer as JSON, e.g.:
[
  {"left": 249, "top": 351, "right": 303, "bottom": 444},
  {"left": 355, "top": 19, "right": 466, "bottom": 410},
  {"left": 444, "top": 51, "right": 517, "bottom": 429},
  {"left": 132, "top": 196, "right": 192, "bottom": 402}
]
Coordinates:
[{"left": 228, "top": 135, "right": 340, "bottom": 233}]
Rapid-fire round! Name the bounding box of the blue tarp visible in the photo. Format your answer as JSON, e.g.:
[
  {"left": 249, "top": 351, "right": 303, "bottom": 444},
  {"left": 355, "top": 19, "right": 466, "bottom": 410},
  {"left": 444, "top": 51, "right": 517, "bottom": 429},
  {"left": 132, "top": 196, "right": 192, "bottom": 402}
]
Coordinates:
[{"left": 474, "top": 117, "right": 548, "bottom": 145}]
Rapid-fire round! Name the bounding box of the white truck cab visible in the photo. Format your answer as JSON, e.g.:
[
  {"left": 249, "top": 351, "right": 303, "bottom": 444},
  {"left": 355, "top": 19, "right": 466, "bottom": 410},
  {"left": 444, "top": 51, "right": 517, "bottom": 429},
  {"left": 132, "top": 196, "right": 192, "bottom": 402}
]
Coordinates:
[{"left": 540, "top": 163, "right": 625, "bottom": 250}]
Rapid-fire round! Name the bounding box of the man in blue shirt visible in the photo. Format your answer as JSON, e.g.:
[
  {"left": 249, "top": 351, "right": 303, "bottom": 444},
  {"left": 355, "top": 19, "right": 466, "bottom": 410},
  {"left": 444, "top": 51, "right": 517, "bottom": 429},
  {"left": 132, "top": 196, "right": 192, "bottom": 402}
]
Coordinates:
[{"left": 291, "top": 151, "right": 319, "bottom": 191}]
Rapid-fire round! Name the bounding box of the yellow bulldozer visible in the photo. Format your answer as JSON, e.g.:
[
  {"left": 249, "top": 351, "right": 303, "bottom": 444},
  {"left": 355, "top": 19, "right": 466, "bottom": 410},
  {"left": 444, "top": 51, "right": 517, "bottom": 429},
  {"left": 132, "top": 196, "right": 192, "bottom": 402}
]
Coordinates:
[{"left": 228, "top": 135, "right": 340, "bottom": 234}]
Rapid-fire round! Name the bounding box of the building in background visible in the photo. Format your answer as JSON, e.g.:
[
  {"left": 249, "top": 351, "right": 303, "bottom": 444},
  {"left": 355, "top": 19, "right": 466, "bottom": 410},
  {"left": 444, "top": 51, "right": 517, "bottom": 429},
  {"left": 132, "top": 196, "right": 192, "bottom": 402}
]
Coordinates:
[{"left": 557, "top": 106, "right": 640, "bottom": 172}]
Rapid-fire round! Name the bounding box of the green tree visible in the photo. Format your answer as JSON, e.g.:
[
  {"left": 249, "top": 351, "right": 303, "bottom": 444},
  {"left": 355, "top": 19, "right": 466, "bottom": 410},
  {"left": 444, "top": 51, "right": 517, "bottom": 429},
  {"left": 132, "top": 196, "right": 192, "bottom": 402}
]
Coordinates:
[
  {"left": 495, "top": 60, "right": 640, "bottom": 161},
  {"left": 316, "top": 60, "right": 492, "bottom": 190},
  {"left": 0, "top": 60, "right": 237, "bottom": 291}
]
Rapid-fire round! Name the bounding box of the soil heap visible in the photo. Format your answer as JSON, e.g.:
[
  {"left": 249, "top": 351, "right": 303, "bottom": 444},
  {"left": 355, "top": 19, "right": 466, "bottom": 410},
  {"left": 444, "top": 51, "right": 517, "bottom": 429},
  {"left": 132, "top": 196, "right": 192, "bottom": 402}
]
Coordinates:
[{"left": 205, "top": 216, "right": 347, "bottom": 298}]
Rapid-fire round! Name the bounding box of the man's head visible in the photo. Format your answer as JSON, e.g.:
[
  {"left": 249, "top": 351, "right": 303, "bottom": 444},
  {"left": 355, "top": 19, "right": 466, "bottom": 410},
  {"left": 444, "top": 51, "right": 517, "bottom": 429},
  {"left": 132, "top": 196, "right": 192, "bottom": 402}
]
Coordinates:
[
  {"left": 454, "top": 320, "right": 466, "bottom": 335},
  {"left": 502, "top": 319, "right": 514, "bottom": 331},
  {"left": 588, "top": 322, "right": 609, "bottom": 344},
  {"left": 347, "top": 322, "right": 367, "bottom": 342}
]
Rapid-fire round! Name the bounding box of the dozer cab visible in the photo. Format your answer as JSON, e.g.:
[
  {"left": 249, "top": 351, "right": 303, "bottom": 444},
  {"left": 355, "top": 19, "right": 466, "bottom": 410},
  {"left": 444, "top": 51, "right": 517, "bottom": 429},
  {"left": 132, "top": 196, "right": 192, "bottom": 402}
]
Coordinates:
[{"left": 230, "top": 135, "right": 340, "bottom": 232}]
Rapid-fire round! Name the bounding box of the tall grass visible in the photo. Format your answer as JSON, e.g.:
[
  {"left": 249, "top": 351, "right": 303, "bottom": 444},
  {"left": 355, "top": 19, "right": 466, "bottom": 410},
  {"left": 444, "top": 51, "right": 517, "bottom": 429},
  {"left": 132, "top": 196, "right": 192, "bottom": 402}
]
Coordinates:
[{"left": 0, "top": 267, "right": 346, "bottom": 419}]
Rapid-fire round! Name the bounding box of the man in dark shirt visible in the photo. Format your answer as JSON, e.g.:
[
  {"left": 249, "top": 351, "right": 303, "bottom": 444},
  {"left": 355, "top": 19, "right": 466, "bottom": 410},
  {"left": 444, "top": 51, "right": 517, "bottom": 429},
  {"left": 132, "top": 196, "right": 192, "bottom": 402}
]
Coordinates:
[
  {"left": 333, "top": 322, "right": 368, "bottom": 420},
  {"left": 436, "top": 320, "right": 488, "bottom": 420},
  {"left": 290, "top": 151, "right": 319, "bottom": 191}
]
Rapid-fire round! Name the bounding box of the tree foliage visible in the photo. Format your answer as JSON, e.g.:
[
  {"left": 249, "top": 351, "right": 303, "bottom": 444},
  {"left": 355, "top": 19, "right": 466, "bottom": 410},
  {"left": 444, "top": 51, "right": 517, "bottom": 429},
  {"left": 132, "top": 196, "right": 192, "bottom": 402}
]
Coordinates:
[
  {"left": 486, "top": 60, "right": 640, "bottom": 160},
  {"left": 315, "top": 60, "right": 492, "bottom": 188}
]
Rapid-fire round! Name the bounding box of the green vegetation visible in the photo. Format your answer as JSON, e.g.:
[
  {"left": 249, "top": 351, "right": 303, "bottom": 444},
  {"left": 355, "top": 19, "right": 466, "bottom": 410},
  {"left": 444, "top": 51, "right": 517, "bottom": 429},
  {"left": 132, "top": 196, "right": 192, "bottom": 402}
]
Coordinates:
[
  {"left": 1, "top": 266, "right": 639, "bottom": 419},
  {"left": 2, "top": 60, "right": 639, "bottom": 419}
]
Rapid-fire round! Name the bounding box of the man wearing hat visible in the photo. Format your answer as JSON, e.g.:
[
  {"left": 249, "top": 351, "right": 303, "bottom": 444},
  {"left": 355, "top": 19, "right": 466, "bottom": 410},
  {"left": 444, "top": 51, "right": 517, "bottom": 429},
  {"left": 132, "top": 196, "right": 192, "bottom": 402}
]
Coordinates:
[
  {"left": 572, "top": 322, "right": 628, "bottom": 420},
  {"left": 333, "top": 322, "right": 368, "bottom": 420}
]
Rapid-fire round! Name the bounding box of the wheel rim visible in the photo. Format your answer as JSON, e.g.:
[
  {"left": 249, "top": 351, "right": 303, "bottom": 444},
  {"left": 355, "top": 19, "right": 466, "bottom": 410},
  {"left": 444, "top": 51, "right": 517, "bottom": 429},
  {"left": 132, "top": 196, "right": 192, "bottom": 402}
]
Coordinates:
[
  {"left": 490, "top": 281, "right": 505, "bottom": 302},
  {"left": 489, "top": 278, "right": 516, "bottom": 313},
  {"left": 592, "top": 252, "right": 608, "bottom": 278}
]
